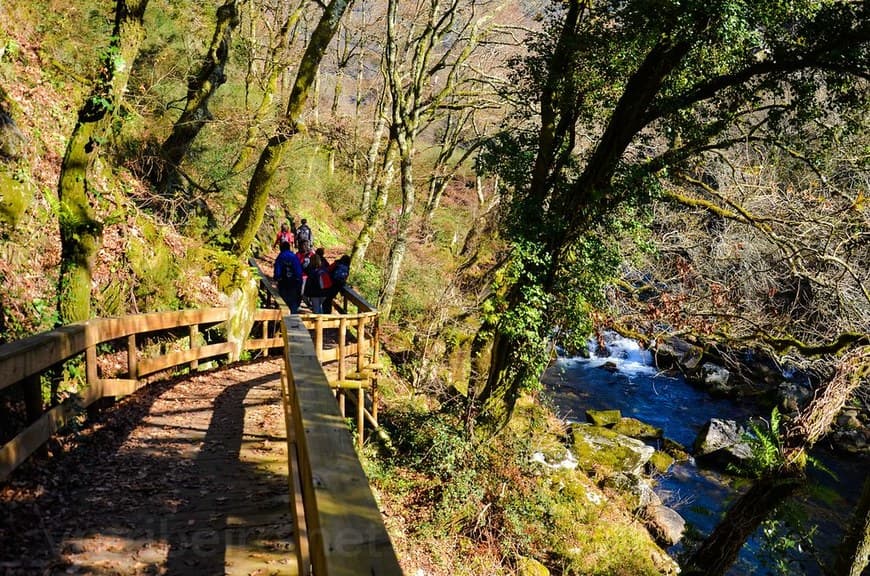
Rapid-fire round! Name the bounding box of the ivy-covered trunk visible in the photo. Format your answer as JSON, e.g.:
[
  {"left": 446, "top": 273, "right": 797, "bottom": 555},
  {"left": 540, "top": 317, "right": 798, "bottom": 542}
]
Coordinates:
[
  {"left": 57, "top": 0, "right": 149, "bottom": 325},
  {"left": 229, "top": 0, "right": 354, "bottom": 255}
]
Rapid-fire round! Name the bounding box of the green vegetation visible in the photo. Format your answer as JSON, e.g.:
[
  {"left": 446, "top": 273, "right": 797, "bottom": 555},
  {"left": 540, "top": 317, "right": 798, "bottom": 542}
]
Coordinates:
[{"left": 0, "top": 0, "right": 867, "bottom": 574}]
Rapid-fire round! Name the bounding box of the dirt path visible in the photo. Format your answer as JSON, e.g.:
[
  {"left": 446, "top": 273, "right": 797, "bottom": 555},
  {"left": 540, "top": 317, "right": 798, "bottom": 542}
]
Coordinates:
[{"left": 0, "top": 358, "right": 298, "bottom": 575}]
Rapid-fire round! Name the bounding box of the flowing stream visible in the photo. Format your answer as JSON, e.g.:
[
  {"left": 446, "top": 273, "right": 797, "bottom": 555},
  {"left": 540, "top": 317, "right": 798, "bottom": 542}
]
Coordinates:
[{"left": 542, "top": 333, "right": 868, "bottom": 575}]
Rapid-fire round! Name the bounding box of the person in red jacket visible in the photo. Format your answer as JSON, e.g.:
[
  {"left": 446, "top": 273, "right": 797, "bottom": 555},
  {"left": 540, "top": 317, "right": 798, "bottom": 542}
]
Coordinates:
[{"left": 273, "top": 223, "right": 294, "bottom": 250}]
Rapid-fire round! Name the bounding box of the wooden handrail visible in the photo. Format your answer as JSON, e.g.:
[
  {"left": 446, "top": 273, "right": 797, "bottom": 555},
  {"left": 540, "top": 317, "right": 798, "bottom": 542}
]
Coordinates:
[
  {"left": 281, "top": 314, "right": 401, "bottom": 575},
  {"left": 0, "top": 297, "right": 399, "bottom": 574}
]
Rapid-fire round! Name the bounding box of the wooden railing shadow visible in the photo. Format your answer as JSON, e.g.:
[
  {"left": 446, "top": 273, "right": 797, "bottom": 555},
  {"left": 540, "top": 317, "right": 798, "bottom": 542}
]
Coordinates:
[{"left": 0, "top": 260, "right": 402, "bottom": 575}]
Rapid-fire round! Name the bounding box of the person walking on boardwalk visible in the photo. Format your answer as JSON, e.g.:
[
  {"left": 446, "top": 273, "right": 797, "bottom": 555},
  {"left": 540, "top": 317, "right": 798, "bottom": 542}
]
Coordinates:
[
  {"left": 295, "top": 218, "right": 312, "bottom": 251},
  {"left": 273, "top": 241, "right": 303, "bottom": 313},
  {"left": 273, "top": 223, "right": 294, "bottom": 250},
  {"left": 323, "top": 254, "right": 351, "bottom": 314}
]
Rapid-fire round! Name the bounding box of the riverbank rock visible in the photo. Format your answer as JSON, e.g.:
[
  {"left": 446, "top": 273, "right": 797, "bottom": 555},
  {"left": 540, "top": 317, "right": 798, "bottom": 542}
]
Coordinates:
[
  {"left": 693, "top": 418, "right": 752, "bottom": 470},
  {"left": 606, "top": 473, "right": 660, "bottom": 510},
  {"left": 571, "top": 424, "right": 655, "bottom": 476},
  {"left": 586, "top": 409, "right": 622, "bottom": 427},
  {"left": 700, "top": 362, "right": 735, "bottom": 396},
  {"left": 643, "top": 505, "right": 686, "bottom": 546},
  {"left": 613, "top": 417, "right": 663, "bottom": 440},
  {"left": 647, "top": 450, "right": 675, "bottom": 474},
  {"left": 653, "top": 336, "right": 703, "bottom": 375}
]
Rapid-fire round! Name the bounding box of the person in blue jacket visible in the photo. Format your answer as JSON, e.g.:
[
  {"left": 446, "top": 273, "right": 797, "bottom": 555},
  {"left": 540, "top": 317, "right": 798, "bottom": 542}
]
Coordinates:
[{"left": 273, "top": 241, "right": 303, "bottom": 313}]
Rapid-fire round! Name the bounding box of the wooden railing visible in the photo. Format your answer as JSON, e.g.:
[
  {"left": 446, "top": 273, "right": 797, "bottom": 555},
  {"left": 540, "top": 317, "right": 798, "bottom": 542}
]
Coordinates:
[
  {"left": 0, "top": 269, "right": 402, "bottom": 574},
  {"left": 251, "top": 258, "right": 383, "bottom": 447}
]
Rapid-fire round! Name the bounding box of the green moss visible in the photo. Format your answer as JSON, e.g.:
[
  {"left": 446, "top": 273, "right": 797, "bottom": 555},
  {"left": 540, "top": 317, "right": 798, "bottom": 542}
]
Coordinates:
[
  {"left": 648, "top": 450, "right": 674, "bottom": 474},
  {"left": 612, "top": 417, "right": 662, "bottom": 439},
  {"left": 0, "top": 166, "right": 31, "bottom": 226},
  {"left": 571, "top": 424, "right": 653, "bottom": 477},
  {"left": 585, "top": 409, "right": 621, "bottom": 427},
  {"left": 660, "top": 437, "right": 691, "bottom": 462},
  {"left": 517, "top": 555, "right": 549, "bottom": 576}
]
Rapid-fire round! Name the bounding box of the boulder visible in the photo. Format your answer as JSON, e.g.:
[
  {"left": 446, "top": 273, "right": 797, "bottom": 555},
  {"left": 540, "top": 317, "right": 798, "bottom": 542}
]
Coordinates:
[
  {"left": 0, "top": 110, "right": 25, "bottom": 159},
  {"left": 613, "top": 416, "right": 662, "bottom": 439},
  {"left": 660, "top": 438, "right": 691, "bottom": 462},
  {"left": 693, "top": 418, "right": 752, "bottom": 470},
  {"left": 585, "top": 409, "right": 622, "bottom": 427},
  {"left": 700, "top": 362, "right": 735, "bottom": 395},
  {"left": 572, "top": 424, "right": 655, "bottom": 476},
  {"left": 606, "top": 473, "right": 660, "bottom": 510},
  {"left": 653, "top": 336, "right": 703, "bottom": 374},
  {"left": 643, "top": 505, "right": 686, "bottom": 546},
  {"left": 647, "top": 450, "right": 675, "bottom": 474}
]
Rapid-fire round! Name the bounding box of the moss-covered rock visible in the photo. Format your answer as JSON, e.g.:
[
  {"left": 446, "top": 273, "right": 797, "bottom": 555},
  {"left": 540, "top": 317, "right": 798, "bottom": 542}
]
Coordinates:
[
  {"left": 571, "top": 423, "right": 654, "bottom": 476},
  {"left": 660, "top": 437, "right": 691, "bottom": 462},
  {"left": 647, "top": 450, "right": 674, "bottom": 474},
  {"left": 585, "top": 409, "right": 621, "bottom": 427},
  {"left": 612, "top": 416, "right": 662, "bottom": 439}
]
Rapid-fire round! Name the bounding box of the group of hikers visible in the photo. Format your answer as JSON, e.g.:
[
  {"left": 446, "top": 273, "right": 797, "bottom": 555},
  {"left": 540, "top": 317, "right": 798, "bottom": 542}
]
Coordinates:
[{"left": 272, "top": 218, "right": 351, "bottom": 314}]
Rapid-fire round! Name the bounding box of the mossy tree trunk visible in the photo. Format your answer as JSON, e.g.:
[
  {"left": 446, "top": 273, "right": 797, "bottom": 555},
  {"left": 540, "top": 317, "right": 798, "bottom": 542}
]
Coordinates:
[
  {"left": 156, "top": 0, "right": 240, "bottom": 195},
  {"left": 57, "top": 0, "right": 149, "bottom": 325},
  {"left": 834, "top": 477, "right": 870, "bottom": 576},
  {"left": 229, "top": 0, "right": 354, "bottom": 255}
]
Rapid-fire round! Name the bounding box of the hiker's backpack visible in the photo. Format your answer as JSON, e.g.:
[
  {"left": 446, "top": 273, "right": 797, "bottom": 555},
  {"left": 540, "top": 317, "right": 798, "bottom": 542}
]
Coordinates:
[
  {"left": 279, "top": 255, "right": 298, "bottom": 283},
  {"left": 331, "top": 262, "right": 349, "bottom": 285},
  {"left": 297, "top": 224, "right": 311, "bottom": 244}
]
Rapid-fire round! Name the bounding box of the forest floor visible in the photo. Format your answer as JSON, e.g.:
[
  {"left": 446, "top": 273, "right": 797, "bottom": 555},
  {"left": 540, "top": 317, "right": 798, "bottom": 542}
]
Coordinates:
[{"left": 0, "top": 358, "right": 298, "bottom": 576}]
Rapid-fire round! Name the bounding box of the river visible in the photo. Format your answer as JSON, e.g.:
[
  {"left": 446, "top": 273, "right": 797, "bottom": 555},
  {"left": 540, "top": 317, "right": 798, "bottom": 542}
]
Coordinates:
[{"left": 542, "top": 333, "right": 868, "bottom": 575}]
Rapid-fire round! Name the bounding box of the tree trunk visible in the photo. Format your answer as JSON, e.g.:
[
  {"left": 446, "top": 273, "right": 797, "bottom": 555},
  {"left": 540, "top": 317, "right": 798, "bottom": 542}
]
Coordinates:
[
  {"left": 157, "top": 0, "right": 240, "bottom": 195},
  {"left": 229, "top": 0, "right": 354, "bottom": 255},
  {"left": 833, "top": 477, "right": 870, "bottom": 576},
  {"left": 359, "top": 86, "right": 388, "bottom": 213},
  {"left": 683, "top": 477, "right": 803, "bottom": 576},
  {"left": 351, "top": 135, "right": 396, "bottom": 269},
  {"left": 230, "top": 5, "right": 302, "bottom": 177},
  {"left": 377, "top": 141, "right": 414, "bottom": 319},
  {"left": 57, "top": 0, "right": 149, "bottom": 325}
]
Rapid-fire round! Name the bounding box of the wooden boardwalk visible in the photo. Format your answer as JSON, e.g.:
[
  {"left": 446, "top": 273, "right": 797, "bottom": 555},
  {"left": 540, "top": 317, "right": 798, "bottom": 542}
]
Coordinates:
[{"left": 0, "top": 358, "right": 298, "bottom": 575}]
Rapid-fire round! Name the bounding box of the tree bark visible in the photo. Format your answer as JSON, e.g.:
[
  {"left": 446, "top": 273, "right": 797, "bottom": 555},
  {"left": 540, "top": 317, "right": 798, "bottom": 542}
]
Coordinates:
[
  {"left": 57, "top": 0, "right": 149, "bottom": 324},
  {"left": 157, "top": 0, "right": 240, "bottom": 195},
  {"left": 377, "top": 137, "right": 413, "bottom": 319},
  {"left": 834, "top": 477, "right": 870, "bottom": 576},
  {"left": 683, "top": 477, "right": 803, "bottom": 576},
  {"left": 230, "top": 4, "right": 303, "bottom": 177},
  {"left": 351, "top": 135, "right": 396, "bottom": 268},
  {"left": 229, "top": 0, "right": 354, "bottom": 255}
]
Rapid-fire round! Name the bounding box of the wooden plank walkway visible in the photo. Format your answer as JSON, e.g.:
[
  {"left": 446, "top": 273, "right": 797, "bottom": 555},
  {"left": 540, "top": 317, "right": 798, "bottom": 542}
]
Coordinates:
[{"left": 0, "top": 358, "right": 298, "bottom": 575}]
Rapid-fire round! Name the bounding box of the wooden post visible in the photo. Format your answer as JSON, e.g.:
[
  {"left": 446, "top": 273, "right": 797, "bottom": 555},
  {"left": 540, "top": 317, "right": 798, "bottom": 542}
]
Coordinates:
[
  {"left": 261, "top": 319, "right": 269, "bottom": 356},
  {"left": 127, "top": 334, "right": 138, "bottom": 379},
  {"left": 356, "top": 316, "right": 366, "bottom": 375},
  {"left": 85, "top": 341, "right": 101, "bottom": 417},
  {"left": 314, "top": 316, "right": 324, "bottom": 363},
  {"left": 189, "top": 324, "right": 199, "bottom": 371},
  {"left": 372, "top": 316, "right": 380, "bottom": 425},
  {"left": 338, "top": 317, "right": 347, "bottom": 417},
  {"left": 357, "top": 386, "right": 364, "bottom": 448}
]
